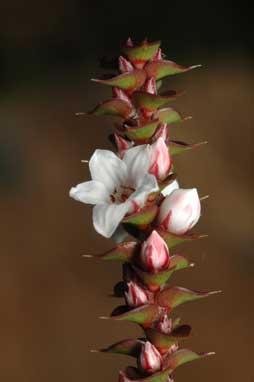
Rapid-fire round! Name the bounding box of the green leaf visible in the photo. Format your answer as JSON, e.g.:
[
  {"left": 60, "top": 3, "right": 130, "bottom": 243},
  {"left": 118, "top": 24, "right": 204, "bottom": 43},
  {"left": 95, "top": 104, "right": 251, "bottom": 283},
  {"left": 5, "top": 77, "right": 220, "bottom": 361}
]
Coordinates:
[
  {"left": 100, "top": 339, "right": 143, "bottom": 357},
  {"left": 132, "top": 265, "right": 175, "bottom": 292},
  {"left": 125, "top": 120, "right": 160, "bottom": 142},
  {"left": 144, "top": 325, "right": 191, "bottom": 355},
  {"left": 82, "top": 241, "right": 138, "bottom": 262},
  {"left": 123, "top": 205, "right": 158, "bottom": 228},
  {"left": 170, "top": 254, "right": 192, "bottom": 271},
  {"left": 156, "top": 286, "right": 221, "bottom": 310},
  {"left": 154, "top": 107, "right": 185, "bottom": 125},
  {"left": 92, "top": 69, "right": 146, "bottom": 91},
  {"left": 170, "top": 140, "right": 208, "bottom": 156},
  {"left": 145, "top": 60, "right": 201, "bottom": 80},
  {"left": 165, "top": 348, "right": 215, "bottom": 370},
  {"left": 110, "top": 304, "right": 160, "bottom": 326},
  {"left": 157, "top": 229, "right": 207, "bottom": 249},
  {"left": 89, "top": 99, "right": 134, "bottom": 118},
  {"left": 132, "top": 91, "right": 178, "bottom": 112},
  {"left": 123, "top": 41, "right": 161, "bottom": 66}
]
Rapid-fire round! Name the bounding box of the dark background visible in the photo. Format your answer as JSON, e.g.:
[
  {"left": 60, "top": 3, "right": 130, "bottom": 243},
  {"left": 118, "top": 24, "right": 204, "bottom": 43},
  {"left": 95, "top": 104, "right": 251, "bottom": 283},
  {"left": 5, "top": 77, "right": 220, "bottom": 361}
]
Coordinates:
[{"left": 0, "top": 1, "right": 252, "bottom": 381}]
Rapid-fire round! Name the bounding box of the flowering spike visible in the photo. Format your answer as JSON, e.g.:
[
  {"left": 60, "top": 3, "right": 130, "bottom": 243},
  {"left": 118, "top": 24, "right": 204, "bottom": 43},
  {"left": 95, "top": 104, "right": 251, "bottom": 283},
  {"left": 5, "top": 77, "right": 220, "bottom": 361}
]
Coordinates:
[{"left": 69, "top": 38, "right": 219, "bottom": 382}]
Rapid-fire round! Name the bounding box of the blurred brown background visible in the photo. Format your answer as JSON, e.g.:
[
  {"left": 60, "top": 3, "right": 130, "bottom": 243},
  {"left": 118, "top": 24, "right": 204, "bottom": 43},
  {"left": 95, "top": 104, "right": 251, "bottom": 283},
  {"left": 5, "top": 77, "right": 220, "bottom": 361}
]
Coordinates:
[{"left": 0, "top": 1, "right": 252, "bottom": 381}]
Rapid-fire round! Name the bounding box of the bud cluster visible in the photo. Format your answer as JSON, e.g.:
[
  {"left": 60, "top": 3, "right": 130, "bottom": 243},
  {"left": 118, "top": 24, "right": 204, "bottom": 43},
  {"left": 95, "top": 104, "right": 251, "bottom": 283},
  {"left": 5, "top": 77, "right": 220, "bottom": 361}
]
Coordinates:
[{"left": 70, "top": 38, "right": 219, "bottom": 381}]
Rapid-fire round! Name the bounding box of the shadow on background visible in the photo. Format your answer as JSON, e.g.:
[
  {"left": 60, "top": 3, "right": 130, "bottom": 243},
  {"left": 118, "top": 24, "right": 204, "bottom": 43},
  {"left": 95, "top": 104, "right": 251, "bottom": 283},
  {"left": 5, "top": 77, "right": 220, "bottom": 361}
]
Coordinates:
[{"left": 0, "top": 1, "right": 252, "bottom": 381}]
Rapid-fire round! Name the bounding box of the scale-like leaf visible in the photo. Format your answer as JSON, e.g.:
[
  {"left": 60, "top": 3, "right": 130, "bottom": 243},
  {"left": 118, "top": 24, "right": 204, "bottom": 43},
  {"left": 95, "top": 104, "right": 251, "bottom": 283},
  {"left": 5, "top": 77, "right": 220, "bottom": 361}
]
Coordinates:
[
  {"left": 132, "top": 91, "right": 178, "bottom": 112},
  {"left": 165, "top": 348, "right": 215, "bottom": 370},
  {"left": 170, "top": 254, "right": 192, "bottom": 270},
  {"left": 83, "top": 241, "right": 138, "bottom": 262},
  {"left": 100, "top": 339, "right": 143, "bottom": 357},
  {"left": 89, "top": 99, "right": 134, "bottom": 118},
  {"left": 170, "top": 140, "right": 208, "bottom": 156},
  {"left": 132, "top": 265, "right": 175, "bottom": 292},
  {"left": 110, "top": 304, "right": 160, "bottom": 326},
  {"left": 92, "top": 69, "right": 146, "bottom": 91},
  {"left": 157, "top": 229, "right": 207, "bottom": 249},
  {"left": 125, "top": 120, "right": 160, "bottom": 141},
  {"left": 123, "top": 205, "right": 158, "bottom": 228},
  {"left": 154, "top": 107, "right": 185, "bottom": 125},
  {"left": 119, "top": 367, "right": 173, "bottom": 382},
  {"left": 156, "top": 286, "right": 221, "bottom": 310},
  {"left": 145, "top": 60, "right": 201, "bottom": 80},
  {"left": 123, "top": 41, "right": 161, "bottom": 67}
]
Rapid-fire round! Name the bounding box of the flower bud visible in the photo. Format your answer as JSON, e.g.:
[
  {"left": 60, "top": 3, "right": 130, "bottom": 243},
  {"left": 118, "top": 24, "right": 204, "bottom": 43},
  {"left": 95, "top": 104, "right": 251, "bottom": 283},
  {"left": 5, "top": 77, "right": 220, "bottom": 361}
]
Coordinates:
[
  {"left": 139, "top": 341, "right": 162, "bottom": 373},
  {"left": 153, "top": 123, "right": 168, "bottom": 143},
  {"left": 125, "top": 281, "right": 148, "bottom": 308},
  {"left": 157, "top": 315, "right": 172, "bottom": 334},
  {"left": 140, "top": 230, "right": 170, "bottom": 272},
  {"left": 158, "top": 188, "right": 201, "bottom": 235},
  {"left": 149, "top": 137, "right": 172, "bottom": 181},
  {"left": 143, "top": 77, "right": 157, "bottom": 95},
  {"left": 119, "top": 56, "right": 133, "bottom": 73}
]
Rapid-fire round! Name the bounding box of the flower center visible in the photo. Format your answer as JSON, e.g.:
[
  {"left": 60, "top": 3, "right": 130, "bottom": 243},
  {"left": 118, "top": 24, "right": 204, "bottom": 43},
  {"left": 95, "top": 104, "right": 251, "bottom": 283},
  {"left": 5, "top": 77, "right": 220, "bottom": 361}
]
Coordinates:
[{"left": 110, "top": 185, "right": 135, "bottom": 204}]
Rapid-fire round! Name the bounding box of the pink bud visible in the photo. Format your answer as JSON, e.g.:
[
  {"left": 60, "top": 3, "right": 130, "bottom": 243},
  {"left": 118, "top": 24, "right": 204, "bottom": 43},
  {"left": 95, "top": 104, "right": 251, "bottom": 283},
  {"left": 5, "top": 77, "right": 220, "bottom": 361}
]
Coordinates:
[
  {"left": 140, "top": 230, "right": 170, "bottom": 272},
  {"left": 158, "top": 188, "right": 201, "bottom": 235},
  {"left": 157, "top": 315, "right": 172, "bottom": 334},
  {"left": 125, "top": 281, "right": 148, "bottom": 308},
  {"left": 126, "top": 37, "right": 134, "bottom": 47},
  {"left": 153, "top": 123, "right": 169, "bottom": 143},
  {"left": 153, "top": 48, "right": 163, "bottom": 61},
  {"left": 139, "top": 341, "right": 162, "bottom": 373},
  {"left": 119, "top": 56, "right": 134, "bottom": 73},
  {"left": 114, "top": 133, "right": 132, "bottom": 151},
  {"left": 149, "top": 137, "right": 172, "bottom": 181},
  {"left": 118, "top": 371, "right": 131, "bottom": 382},
  {"left": 113, "top": 87, "right": 132, "bottom": 106},
  {"left": 143, "top": 77, "right": 157, "bottom": 95}
]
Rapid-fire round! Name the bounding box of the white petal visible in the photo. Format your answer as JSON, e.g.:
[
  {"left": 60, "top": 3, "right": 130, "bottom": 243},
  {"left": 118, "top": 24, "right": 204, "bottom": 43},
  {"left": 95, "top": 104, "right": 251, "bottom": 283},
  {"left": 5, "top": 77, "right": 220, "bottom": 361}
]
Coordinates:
[
  {"left": 93, "top": 203, "right": 129, "bottom": 238},
  {"left": 123, "top": 145, "right": 150, "bottom": 187},
  {"left": 89, "top": 149, "right": 127, "bottom": 193},
  {"left": 111, "top": 225, "right": 129, "bottom": 243},
  {"left": 127, "top": 174, "right": 158, "bottom": 213},
  {"left": 161, "top": 179, "right": 179, "bottom": 197},
  {"left": 69, "top": 180, "right": 109, "bottom": 204}
]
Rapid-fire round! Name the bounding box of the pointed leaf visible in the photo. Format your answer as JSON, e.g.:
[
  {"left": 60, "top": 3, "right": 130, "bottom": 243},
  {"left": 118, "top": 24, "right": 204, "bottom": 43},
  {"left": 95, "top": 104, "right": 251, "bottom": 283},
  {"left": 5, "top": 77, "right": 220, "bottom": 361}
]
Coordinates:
[
  {"left": 170, "top": 140, "right": 208, "bottom": 156},
  {"left": 92, "top": 69, "right": 146, "bottom": 91},
  {"left": 156, "top": 286, "right": 221, "bottom": 310},
  {"left": 133, "top": 265, "right": 175, "bottom": 292},
  {"left": 145, "top": 60, "right": 201, "bottom": 80},
  {"left": 154, "top": 107, "right": 185, "bottom": 125},
  {"left": 157, "top": 229, "right": 207, "bottom": 249},
  {"left": 123, "top": 41, "right": 161, "bottom": 67},
  {"left": 123, "top": 205, "right": 158, "bottom": 228},
  {"left": 125, "top": 120, "right": 160, "bottom": 141},
  {"left": 110, "top": 304, "right": 160, "bottom": 326},
  {"left": 83, "top": 242, "right": 138, "bottom": 262},
  {"left": 132, "top": 91, "right": 177, "bottom": 112},
  {"left": 165, "top": 348, "right": 215, "bottom": 370},
  {"left": 120, "top": 367, "right": 173, "bottom": 382},
  {"left": 145, "top": 325, "right": 191, "bottom": 354},
  {"left": 100, "top": 339, "right": 143, "bottom": 357},
  {"left": 170, "top": 254, "right": 192, "bottom": 271},
  {"left": 89, "top": 99, "right": 134, "bottom": 119}
]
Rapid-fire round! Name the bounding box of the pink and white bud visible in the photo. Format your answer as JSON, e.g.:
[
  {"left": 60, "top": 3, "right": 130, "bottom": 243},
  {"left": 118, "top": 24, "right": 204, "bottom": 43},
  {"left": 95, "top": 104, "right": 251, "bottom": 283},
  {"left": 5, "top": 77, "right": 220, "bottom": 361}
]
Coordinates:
[
  {"left": 153, "top": 123, "right": 169, "bottom": 143},
  {"left": 149, "top": 137, "right": 172, "bottom": 181},
  {"left": 113, "top": 87, "right": 132, "bottom": 106},
  {"left": 139, "top": 341, "right": 163, "bottom": 373},
  {"left": 140, "top": 230, "right": 170, "bottom": 272},
  {"left": 114, "top": 133, "right": 133, "bottom": 152},
  {"left": 157, "top": 315, "right": 172, "bottom": 334},
  {"left": 158, "top": 188, "right": 201, "bottom": 235},
  {"left": 143, "top": 77, "right": 157, "bottom": 95},
  {"left": 119, "top": 56, "right": 134, "bottom": 73},
  {"left": 125, "top": 281, "right": 148, "bottom": 308},
  {"left": 118, "top": 371, "right": 132, "bottom": 382},
  {"left": 126, "top": 37, "right": 134, "bottom": 47},
  {"left": 153, "top": 48, "right": 163, "bottom": 61}
]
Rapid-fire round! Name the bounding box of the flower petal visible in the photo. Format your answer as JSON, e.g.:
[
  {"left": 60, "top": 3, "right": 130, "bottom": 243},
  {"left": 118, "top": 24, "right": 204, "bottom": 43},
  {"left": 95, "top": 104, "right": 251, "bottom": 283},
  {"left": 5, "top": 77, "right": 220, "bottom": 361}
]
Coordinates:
[
  {"left": 69, "top": 180, "right": 109, "bottom": 204},
  {"left": 93, "top": 203, "right": 130, "bottom": 238},
  {"left": 89, "top": 149, "right": 127, "bottom": 193},
  {"left": 123, "top": 145, "right": 150, "bottom": 187},
  {"left": 161, "top": 179, "right": 179, "bottom": 197},
  {"left": 128, "top": 174, "right": 158, "bottom": 214}
]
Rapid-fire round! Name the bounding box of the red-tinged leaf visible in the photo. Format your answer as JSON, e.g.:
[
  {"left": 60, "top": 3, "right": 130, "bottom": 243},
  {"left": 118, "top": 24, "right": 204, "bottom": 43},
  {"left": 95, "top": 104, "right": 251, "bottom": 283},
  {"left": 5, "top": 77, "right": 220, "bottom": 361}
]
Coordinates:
[
  {"left": 119, "top": 367, "right": 173, "bottom": 382},
  {"left": 110, "top": 304, "right": 160, "bottom": 326},
  {"left": 170, "top": 254, "right": 192, "bottom": 271},
  {"left": 83, "top": 241, "right": 138, "bottom": 262},
  {"left": 132, "top": 91, "right": 178, "bottom": 113},
  {"left": 157, "top": 229, "right": 207, "bottom": 249},
  {"left": 123, "top": 205, "right": 158, "bottom": 228},
  {"left": 169, "top": 140, "right": 208, "bottom": 156},
  {"left": 89, "top": 99, "right": 134, "bottom": 119},
  {"left": 144, "top": 325, "right": 191, "bottom": 355},
  {"left": 125, "top": 120, "right": 160, "bottom": 142},
  {"left": 154, "top": 107, "right": 186, "bottom": 125},
  {"left": 156, "top": 286, "right": 221, "bottom": 310},
  {"left": 123, "top": 41, "right": 161, "bottom": 68},
  {"left": 165, "top": 348, "right": 215, "bottom": 370},
  {"left": 132, "top": 265, "right": 175, "bottom": 292},
  {"left": 100, "top": 338, "right": 143, "bottom": 357},
  {"left": 92, "top": 69, "right": 146, "bottom": 92},
  {"left": 145, "top": 60, "right": 201, "bottom": 80}
]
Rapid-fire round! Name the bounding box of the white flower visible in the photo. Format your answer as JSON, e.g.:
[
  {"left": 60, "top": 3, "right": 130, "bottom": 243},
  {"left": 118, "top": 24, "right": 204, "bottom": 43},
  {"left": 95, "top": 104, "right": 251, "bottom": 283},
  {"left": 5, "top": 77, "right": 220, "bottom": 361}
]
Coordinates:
[
  {"left": 70, "top": 145, "right": 158, "bottom": 238},
  {"left": 158, "top": 188, "right": 201, "bottom": 235}
]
